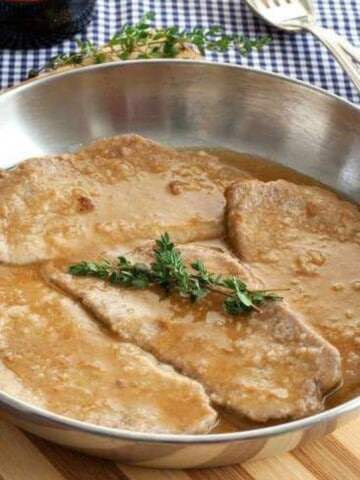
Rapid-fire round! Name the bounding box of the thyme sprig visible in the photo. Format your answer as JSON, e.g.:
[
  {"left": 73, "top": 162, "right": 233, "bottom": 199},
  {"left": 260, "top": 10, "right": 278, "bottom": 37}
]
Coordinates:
[
  {"left": 28, "top": 13, "right": 270, "bottom": 78},
  {"left": 68, "top": 233, "right": 283, "bottom": 316}
]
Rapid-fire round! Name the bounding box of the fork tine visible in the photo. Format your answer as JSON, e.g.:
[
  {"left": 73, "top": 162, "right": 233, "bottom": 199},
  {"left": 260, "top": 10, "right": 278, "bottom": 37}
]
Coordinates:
[
  {"left": 278, "top": 0, "right": 301, "bottom": 5},
  {"left": 267, "top": 0, "right": 290, "bottom": 6},
  {"left": 255, "top": 0, "right": 271, "bottom": 8},
  {"left": 248, "top": 0, "right": 309, "bottom": 19},
  {"left": 253, "top": 0, "right": 267, "bottom": 7},
  {"left": 268, "top": 0, "right": 280, "bottom": 7}
]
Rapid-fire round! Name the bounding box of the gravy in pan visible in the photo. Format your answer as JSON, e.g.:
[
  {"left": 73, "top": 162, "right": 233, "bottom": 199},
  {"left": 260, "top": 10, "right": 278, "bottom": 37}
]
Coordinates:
[
  {"left": 192, "top": 149, "right": 359, "bottom": 432},
  {"left": 206, "top": 148, "right": 322, "bottom": 185},
  {"left": 0, "top": 136, "right": 358, "bottom": 434}
]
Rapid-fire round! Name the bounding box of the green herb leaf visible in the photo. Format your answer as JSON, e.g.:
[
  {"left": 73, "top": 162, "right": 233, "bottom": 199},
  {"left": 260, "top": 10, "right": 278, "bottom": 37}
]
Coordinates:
[
  {"left": 69, "top": 233, "right": 284, "bottom": 317},
  {"left": 28, "top": 13, "right": 271, "bottom": 79}
]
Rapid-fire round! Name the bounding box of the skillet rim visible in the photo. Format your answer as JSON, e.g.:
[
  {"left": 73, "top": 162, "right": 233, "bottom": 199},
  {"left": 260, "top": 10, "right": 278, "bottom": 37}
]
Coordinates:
[{"left": 0, "top": 59, "right": 359, "bottom": 445}]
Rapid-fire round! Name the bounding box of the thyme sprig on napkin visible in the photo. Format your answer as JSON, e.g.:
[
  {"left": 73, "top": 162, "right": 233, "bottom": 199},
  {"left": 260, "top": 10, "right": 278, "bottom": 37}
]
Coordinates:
[
  {"left": 69, "top": 233, "right": 283, "bottom": 316},
  {"left": 29, "top": 13, "right": 270, "bottom": 78}
]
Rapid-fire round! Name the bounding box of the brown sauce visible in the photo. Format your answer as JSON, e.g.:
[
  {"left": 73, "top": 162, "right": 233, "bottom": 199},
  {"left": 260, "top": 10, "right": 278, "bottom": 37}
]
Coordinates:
[
  {"left": 197, "top": 149, "right": 359, "bottom": 433},
  {"left": 0, "top": 139, "right": 358, "bottom": 435},
  {"left": 202, "top": 148, "right": 321, "bottom": 186}
]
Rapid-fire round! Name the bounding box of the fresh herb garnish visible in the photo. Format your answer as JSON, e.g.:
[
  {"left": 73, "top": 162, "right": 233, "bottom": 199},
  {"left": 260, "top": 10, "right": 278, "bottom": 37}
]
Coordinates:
[
  {"left": 69, "top": 233, "right": 283, "bottom": 316},
  {"left": 28, "top": 13, "right": 270, "bottom": 78}
]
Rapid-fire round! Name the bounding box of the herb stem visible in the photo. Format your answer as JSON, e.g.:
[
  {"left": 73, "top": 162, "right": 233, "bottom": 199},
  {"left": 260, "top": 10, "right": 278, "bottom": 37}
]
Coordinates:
[
  {"left": 68, "top": 233, "right": 283, "bottom": 317},
  {"left": 28, "top": 13, "right": 271, "bottom": 79}
]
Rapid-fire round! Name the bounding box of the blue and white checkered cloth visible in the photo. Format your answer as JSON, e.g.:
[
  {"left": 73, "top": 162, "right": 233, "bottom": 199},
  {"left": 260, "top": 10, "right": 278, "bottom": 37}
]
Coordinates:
[{"left": 0, "top": 1, "right": 359, "bottom": 103}]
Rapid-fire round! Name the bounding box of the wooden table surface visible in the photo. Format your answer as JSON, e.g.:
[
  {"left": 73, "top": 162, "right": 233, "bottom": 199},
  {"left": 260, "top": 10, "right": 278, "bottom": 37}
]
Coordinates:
[{"left": 0, "top": 417, "right": 358, "bottom": 480}]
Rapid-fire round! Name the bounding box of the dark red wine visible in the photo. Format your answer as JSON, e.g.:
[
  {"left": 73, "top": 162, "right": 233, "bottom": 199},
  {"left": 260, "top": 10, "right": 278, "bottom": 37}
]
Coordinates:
[{"left": 0, "top": 0, "right": 96, "bottom": 49}]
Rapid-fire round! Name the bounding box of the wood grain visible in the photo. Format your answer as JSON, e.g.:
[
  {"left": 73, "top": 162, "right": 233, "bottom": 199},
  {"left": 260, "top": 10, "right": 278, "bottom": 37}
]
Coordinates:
[{"left": 0, "top": 418, "right": 358, "bottom": 480}]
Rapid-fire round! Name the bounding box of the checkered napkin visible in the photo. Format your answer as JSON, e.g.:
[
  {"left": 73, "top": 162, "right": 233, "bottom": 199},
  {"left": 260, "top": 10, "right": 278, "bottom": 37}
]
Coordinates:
[{"left": 0, "top": 0, "right": 359, "bottom": 103}]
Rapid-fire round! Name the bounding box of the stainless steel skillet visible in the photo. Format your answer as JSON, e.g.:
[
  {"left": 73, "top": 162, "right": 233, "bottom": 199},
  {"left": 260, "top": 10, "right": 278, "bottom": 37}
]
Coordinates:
[{"left": 0, "top": 61, "right": 358, "bottom": 468}]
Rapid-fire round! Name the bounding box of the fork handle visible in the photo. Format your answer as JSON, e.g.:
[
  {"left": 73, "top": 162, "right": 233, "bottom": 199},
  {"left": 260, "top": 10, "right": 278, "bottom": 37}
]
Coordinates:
[
  {"left": 337, "top": 36, "right": 360, "bottom": 64},
  {"left": 304, "top": 24, "right": 360, "bottom": 93}
]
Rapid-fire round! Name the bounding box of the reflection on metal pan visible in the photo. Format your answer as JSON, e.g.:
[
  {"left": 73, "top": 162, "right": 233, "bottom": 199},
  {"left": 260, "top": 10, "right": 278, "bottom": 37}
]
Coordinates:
[{"left": 0, "top": 61, "right": 358, "bottom": 468}]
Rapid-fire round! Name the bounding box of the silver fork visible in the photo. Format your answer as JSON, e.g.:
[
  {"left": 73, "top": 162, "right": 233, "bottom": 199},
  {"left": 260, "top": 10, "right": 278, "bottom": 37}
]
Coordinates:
[{"left": 245, "top": 0, "right": 360, "bottom": 93}]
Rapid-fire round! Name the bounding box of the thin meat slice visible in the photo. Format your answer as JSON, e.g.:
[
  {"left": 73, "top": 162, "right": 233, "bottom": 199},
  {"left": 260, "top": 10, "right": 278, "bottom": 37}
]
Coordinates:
[
  {"left": 225, "top": 179, "right": 360, "bottom": 399},
  {"left": 46, "top": 245, "right": 341, "bottom": 423},
  {"left": 0, "top": 134, "right": 247, "bottom": 264},
  {"left": 0, "top": 265, "right": 217, "bottom": 434}
]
